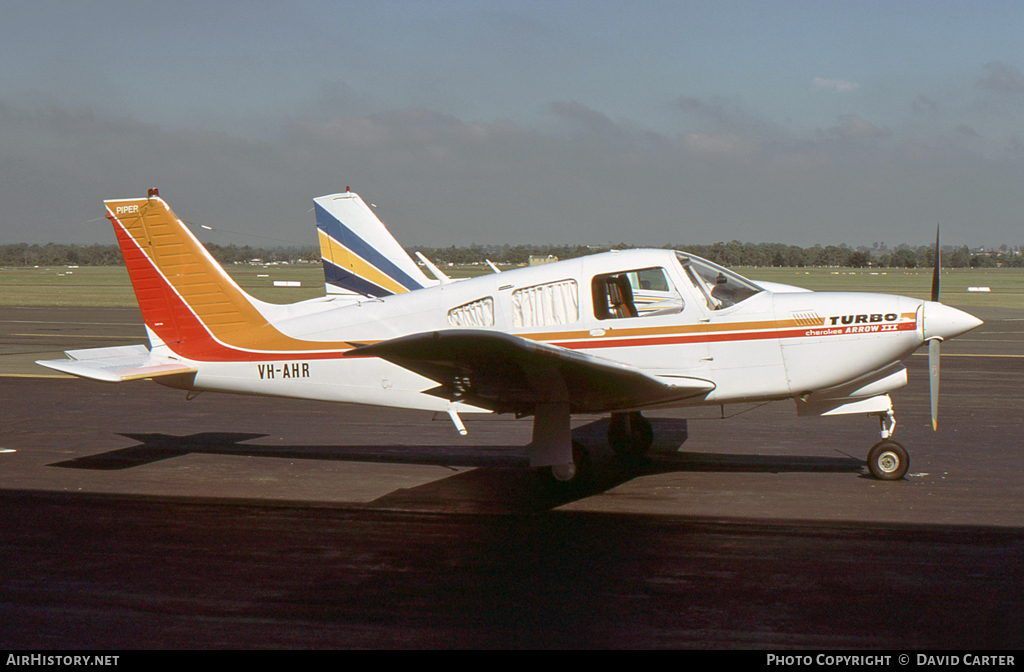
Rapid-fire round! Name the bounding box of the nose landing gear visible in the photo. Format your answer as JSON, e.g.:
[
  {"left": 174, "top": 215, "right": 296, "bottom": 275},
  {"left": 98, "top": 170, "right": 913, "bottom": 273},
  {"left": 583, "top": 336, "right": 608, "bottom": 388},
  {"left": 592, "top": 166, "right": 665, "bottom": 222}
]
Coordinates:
[{"left": 868, "top": 409, "right": 909, "bottom": 480}]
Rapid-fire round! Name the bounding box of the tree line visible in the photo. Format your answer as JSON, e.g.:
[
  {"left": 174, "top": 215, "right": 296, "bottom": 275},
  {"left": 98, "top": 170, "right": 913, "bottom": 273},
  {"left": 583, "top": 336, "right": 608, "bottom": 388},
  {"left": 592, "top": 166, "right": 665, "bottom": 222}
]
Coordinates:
[
  {"left": 2, "top": 240, "right": 1021, "bottom": 269},
  {"left": 0, "top": 243, "right": 320, "bottom": 267},
  {"left": 410, "top": 241, "right": 1023, "bottom": 269}
]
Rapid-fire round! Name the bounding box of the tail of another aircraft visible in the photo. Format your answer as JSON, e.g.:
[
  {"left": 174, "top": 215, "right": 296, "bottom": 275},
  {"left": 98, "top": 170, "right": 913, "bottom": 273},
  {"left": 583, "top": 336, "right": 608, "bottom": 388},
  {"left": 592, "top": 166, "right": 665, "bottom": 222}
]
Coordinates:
[{"left": 314, "top": 191, "right": 438, "bottom": 297}]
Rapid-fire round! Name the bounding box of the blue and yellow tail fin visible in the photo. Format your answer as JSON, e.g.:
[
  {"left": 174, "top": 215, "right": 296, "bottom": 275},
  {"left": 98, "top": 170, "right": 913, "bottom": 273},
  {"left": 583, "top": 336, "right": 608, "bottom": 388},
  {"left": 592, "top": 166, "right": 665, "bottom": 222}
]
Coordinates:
[{"left": 315, "top": 191, "right": 437, "bottom": 297}]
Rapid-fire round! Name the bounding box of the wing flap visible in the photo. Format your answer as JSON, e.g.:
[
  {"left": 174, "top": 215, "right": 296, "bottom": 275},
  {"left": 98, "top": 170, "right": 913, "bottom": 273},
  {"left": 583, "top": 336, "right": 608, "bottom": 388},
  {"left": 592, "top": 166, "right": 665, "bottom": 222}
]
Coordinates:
[
  {"left": 36, "top": 345, "right": 197, "bottom": 383},
  {"left": 346, "top": 330, "right": 714, "bottom": 414}
]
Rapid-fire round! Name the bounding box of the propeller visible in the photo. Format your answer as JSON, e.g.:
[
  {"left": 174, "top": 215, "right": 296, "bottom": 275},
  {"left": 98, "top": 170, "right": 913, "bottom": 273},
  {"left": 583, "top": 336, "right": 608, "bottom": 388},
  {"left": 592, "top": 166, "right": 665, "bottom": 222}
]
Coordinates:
[
  {"left": 922, "top": 225, "right": 983, "bottom": 432},
  {"left": 928, "top": 224, "right": 940, "bottom": 431},
  {"left": 929, "top": 334, "right": 940, "bottom": 430}
]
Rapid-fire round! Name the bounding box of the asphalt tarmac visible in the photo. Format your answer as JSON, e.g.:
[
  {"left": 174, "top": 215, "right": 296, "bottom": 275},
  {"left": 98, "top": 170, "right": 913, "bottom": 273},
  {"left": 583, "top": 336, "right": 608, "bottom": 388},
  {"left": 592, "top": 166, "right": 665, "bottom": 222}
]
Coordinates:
[{"left": 1, "top": 305, "right": 1022, "bottom": 649}]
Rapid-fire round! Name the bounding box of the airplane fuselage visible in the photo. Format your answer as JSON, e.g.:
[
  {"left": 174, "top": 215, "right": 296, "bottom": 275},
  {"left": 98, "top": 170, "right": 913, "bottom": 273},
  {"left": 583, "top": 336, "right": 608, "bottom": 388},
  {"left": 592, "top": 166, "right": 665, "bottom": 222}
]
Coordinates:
[{"left": 171, "top": 248, "right": 937, "bottom": 417}]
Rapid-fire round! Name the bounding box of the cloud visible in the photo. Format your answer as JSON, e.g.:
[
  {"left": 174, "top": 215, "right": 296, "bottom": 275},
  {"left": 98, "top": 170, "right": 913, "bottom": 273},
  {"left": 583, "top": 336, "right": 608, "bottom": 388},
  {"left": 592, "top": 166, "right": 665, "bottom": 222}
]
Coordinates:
[
  {"left": 812, "top": 77, "right": 861, "bottom": 93},
  {"left": 976, "top": 62, "right": 1024, "bottom": 94},
  {"left": 284, "top": 107, "right": 528, "bottom": 175},
  {"left": 820, "top": 115, "right": 890, "bottom": 141},
  {"left": 0, "top": 99, "right": 314, "bottom": 245},
  {"left": 911, "top": 94, "right": 939, "bottom": 114},
  {"left": 4, "top": 92, "right": 1024, "bottom": 250},
  {"left": 676, "top": 95, "right": 729, "bottom": 122},
  {"left": 955, "top": 124, "right": 980, "bottom": 138},
  {"left": 673, "top": 94, "right": 791, "bottom": 147},
  {"left": 549, "top": 100, "right": 617, "bottom": 134},
  {"left": 679, "top": 132, "right": 756, "bottom": 161},
  {"left": 1005, "top": 137, "right": 1024, "bottom": 157}
]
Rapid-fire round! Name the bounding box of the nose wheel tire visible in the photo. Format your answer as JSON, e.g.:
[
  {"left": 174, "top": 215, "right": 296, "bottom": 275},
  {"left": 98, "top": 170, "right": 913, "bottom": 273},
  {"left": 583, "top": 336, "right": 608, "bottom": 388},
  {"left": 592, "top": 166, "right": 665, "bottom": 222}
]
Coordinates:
[{"left": 867, "top": 440, "right": 909, "bottom": 481}]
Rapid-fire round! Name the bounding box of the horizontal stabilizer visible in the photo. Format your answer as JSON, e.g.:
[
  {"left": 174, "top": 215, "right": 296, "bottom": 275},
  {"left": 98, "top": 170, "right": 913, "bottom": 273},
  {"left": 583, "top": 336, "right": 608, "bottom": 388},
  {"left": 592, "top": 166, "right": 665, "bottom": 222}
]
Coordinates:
[
  {"left": 346, "top": 330, "right": 714, "bottom": 415},
  {"left": 36, "top": 345, "right": 196, "bottom": 383}
]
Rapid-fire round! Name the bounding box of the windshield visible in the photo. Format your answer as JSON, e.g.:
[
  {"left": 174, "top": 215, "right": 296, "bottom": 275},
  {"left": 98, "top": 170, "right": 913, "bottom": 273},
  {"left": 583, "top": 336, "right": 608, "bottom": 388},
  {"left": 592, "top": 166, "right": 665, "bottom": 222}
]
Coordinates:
[{"left": 675, "top": 252, "right": 763, "bottom": 310}]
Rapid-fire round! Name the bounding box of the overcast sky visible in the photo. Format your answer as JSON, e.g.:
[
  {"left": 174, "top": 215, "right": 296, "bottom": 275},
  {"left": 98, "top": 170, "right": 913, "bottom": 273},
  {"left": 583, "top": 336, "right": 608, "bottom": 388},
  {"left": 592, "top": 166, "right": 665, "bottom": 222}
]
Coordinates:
[{"left": 3, "top": 0, "right": 1024, "bottom": 249}]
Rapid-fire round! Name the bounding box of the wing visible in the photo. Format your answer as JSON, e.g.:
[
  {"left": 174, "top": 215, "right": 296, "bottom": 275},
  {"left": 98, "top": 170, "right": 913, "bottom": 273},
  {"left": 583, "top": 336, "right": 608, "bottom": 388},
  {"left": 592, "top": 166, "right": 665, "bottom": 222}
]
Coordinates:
[
  {"left": 37, "top": 345, "right": 196, "bottom": 383},
  {"left": 346, "top": 330, "right": 714, "bottom": 415}
]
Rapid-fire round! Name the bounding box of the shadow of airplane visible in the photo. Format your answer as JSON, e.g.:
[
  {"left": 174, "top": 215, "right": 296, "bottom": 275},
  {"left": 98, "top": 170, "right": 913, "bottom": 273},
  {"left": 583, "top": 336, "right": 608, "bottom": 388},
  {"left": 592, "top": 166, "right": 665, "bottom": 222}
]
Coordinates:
[
  {"left": 50, "top": 431, "right": 530, "bottom": 471},
  {"left": 49, "top": 418, "right": 865, "bottom": 512}
]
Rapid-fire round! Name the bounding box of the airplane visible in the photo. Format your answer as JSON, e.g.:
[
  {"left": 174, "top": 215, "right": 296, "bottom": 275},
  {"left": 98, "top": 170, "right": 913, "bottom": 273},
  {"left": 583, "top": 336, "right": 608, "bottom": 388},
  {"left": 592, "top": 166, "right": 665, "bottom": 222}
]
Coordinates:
[{"left": 38, "top": 188, "right": 983, "bottom": 486}]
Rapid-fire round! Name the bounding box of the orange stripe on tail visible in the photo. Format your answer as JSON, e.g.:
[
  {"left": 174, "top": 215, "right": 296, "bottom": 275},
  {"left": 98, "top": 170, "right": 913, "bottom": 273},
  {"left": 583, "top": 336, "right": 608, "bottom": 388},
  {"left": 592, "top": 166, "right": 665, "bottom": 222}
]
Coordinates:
[{"left": 106, "top": 195, "right": 352, "bottom": 360}]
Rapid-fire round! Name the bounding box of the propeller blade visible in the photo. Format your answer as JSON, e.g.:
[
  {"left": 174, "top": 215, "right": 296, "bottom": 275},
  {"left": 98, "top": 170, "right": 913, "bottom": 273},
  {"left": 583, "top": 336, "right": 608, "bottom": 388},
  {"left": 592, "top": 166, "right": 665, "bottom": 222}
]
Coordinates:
[
  {"left": 929, "top": 338, "right": 940, "bottom": 431},
  {"left": 931, "top": 224, "right": 941, "bottom": 303}
]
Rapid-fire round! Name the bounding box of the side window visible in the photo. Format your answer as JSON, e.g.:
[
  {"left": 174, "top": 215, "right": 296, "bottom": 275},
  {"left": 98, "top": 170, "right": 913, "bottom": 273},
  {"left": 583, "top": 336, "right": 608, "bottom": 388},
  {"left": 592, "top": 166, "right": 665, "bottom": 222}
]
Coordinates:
[
  {"left": 448, "top": 297, "right": 494, "bottom": 327},
  {"left": 592, "top": 267, "right": 683, "bottom": 320},
  {"left": 511, "top": 280, "right": 579, "bottom": 328}
]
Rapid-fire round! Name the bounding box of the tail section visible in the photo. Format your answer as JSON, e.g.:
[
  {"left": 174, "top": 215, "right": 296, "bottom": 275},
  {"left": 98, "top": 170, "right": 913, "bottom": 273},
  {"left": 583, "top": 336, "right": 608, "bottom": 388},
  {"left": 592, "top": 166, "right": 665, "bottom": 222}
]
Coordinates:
[
  {"left": 315, "top": 191, "right": 437, "bottom": 297},
  {"left": 107, "top": 194, "right": 256, "bottom": 355},
  {"left": 106, "top": 192, "right": 350, "bottom": 360}
]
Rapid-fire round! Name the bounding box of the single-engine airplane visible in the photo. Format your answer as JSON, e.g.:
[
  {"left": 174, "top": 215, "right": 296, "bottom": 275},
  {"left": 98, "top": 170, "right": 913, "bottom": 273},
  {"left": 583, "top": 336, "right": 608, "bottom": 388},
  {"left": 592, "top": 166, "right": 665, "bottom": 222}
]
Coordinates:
[{"left": 38, "top": 189, "right": 982, "bottom": 485}]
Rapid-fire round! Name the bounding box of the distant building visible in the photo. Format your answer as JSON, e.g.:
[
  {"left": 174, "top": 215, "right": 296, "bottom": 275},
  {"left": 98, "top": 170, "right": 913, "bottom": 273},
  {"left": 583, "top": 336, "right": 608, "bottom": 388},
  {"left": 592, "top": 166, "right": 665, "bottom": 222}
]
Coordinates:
[{"left": 528, "top": 255, "right": 558, "bottom": 266}]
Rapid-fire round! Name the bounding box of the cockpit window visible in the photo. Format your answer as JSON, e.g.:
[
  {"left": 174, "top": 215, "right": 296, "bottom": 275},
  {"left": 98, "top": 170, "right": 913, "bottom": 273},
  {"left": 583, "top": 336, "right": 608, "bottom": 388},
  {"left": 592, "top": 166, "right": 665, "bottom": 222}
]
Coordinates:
[{"left": 675, "top": 252, "right": 763, "bottom": 310}]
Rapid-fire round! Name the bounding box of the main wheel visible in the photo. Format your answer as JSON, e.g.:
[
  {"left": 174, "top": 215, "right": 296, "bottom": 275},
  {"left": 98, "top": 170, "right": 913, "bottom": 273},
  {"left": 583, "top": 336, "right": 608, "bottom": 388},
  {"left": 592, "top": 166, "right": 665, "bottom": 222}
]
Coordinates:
[
  {"left": 607, "top": 412, "right": 654, "bottom": 458},
  {"left": 867, "top": 440, "right": 909, "bottom": 481}
]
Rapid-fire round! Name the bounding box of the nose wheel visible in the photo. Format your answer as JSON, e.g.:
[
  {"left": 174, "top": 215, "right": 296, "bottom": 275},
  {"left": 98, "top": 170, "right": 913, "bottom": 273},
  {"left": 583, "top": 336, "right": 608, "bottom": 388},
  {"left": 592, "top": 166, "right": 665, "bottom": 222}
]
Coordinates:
[
  {"left": 867, "top": 440, "right": 909, "bottom": 480},
  {"left": 867, "top": 410, "right": 909, "bottom": 480}
]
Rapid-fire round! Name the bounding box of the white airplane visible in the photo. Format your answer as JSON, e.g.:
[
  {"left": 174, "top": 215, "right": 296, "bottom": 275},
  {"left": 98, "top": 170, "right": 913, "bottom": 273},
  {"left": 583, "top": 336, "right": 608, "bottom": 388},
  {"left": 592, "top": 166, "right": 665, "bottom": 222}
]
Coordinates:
[{"left": 38, "top": 189, "right": 982, "bottom": 485}]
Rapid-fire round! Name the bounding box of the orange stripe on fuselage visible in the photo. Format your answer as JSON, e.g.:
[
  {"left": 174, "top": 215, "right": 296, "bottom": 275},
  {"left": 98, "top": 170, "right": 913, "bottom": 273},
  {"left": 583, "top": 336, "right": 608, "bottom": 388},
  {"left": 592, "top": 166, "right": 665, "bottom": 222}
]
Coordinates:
[
  {"left": 535, "top": 318, "right": 918, "bottom": 350},
  {"left": 348, "top": 315, "right": 918, "bottom": 354}
]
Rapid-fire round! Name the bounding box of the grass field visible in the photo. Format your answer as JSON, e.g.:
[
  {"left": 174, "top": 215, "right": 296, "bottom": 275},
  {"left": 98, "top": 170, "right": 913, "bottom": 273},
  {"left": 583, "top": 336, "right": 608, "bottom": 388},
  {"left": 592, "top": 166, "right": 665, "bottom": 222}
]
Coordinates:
[
  {"left": 740, "top": 266, "right": 1023, "bottom": 309},
  {"left": 0, "top": 265, "right": 326, "bottom": 306},
  {"left": 0, "top": 263, "right": 1020, "bottom": 309}
]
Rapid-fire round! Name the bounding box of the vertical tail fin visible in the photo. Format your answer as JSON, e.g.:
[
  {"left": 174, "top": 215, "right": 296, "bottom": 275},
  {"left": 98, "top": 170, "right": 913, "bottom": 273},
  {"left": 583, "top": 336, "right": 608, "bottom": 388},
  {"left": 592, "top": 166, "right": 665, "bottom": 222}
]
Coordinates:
[
  {"left": 107, "top": 193, "right": 347, "bottom": 360},
  {"left": 315, "top": 191, "right": 437, "bottom": 297}
]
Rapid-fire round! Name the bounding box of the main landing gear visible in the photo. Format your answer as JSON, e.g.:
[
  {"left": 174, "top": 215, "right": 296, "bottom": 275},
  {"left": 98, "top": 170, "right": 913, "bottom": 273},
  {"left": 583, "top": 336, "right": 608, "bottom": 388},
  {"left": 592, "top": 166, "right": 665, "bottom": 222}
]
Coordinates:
[
  {"left": 607, "top": 411, "right": 654, "bottom": 459},
  {"left": 532, "top": 409, "right": 654, "bottom": 491},
  {"left": 538, "top": 440, "right": 591, "bottom": 486},
  {"left": 867, "top": 409, "right": 909, "bottom": 480}
]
